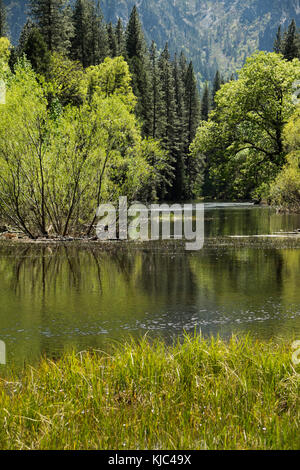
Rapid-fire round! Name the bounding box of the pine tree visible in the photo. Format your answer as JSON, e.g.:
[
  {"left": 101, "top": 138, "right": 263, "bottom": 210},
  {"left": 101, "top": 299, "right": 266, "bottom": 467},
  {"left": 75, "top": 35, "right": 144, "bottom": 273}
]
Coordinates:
[
  {"left": 10, "top": 20, "right": 35, "bottom": 71},
  {"left": 107, "top": 22, "right": 117, "bottom": 57},
  {"left": 201, "top": 82, "right": 210, "bottom": 121},
  {"left": 71, "top": 0, "right": 108, "bottom": 67},
  {"left": 157, "top": 43, "right": 178, "bottom": 197},
  {"left": 172, "top": 53, "right": 187, "bottom": 199},
  {"left": 179, "top": 51, "right": 188, "bottom": 83},
  {"left": 125, "top": 5, "right": 151, "bottom": 135},
  {"left": 183, "top": 62, "right": 201, "bottom": 197},
  {"left": 212, "top": 70, "right": 221, "bottom": 108},
  {"left": 149, "top": 41, "right": 163, "bottom": 140},
  {"left": 0, "top": 0, "right": 7, "bottom": 38},
  {"left": 90, "top": 1, "right": 109, "bottom": 64},
  {"left": 159, "top": 44, "right": 177, "bottom": 145},
  {"left": 282, "top": 20, "right": 299, "bottom": 61},
  {"left": 184, "top": 62, "right": 201, "bottom": 146},
  {"left": 23, "top": 27, "right": 51, "bottom": 75},
  {"left": 274, "top": 25, "right": 282, "bottom": 54},
  {"left": 115, "top": 18, "right": 125, "bottom": 57},
  {"left": 71, "top": 0, "right": 89, "bottom": 67},
  {"left": 18, "top": 20, "right": 36, "bottom": 52},
  {"left": 29, "top": 0, "right": 73, "bottom": 53}
]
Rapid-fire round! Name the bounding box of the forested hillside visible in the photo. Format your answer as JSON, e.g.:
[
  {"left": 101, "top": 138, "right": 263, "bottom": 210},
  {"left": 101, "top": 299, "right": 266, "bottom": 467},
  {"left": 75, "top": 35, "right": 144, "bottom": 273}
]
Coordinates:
[
  {"left": 0, "top": 0, "right": 300, "bottom": 219},
  {"left": 4, "top": 0, "right": 300, "bottom": 82}
]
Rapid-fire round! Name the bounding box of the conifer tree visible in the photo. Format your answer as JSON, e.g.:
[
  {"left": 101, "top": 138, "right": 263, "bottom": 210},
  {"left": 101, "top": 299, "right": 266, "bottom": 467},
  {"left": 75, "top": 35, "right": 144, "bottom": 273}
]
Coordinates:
[
  {"left": 201, "top": 82, "right": 210, "bottom": 121},
  {"left": 23, "top": 27, "right": 51, "bottom": 75},
  {"left": 172, "top": 53, "right": 187, "bottom": 199},
  {"left": 107, "top": 22, "right": 117, "bottom": 57},
  {"left": 115, "top": 18, "right": 125, "bottom": 57},
  {"left": 274, "top": 25, "right": 282, "bottom": 54},
  {"left": 179, "top": 51, "right": 188, "bottom": 83},
  {"left": 29, "top": 0, "right": 73, "bottom": 53},
  {"left": 149, "top": 41, "right": 163, "bottom": 140},
  {"left": 90, "top": 1, "right": 109, "bottom": 64},
  {"left": 157, "top": 43, "right": 178, "bottom": 197},
  {"left": 159, "top": 44, "right": 177, "bottom": 147},
  {"left": 282, "top": 19, "right": 299, "bottom": 61},
  {"left": 212, "top": 70, "right": 221, "bottom": 108},
  {"left": 71, "top": 0, "right": 91, "bottom": 67},
  {"left": 184, "top": 62, "right": 201, "bottom": 146},
  {"left": 0, "top": 0, "right": 7, "bottom": 38},
  {"left": 125, "top": 5, "right": 151, "bottom": 135},
  {"left": 183, "top": 61, "right": 201, "bottom": 197},
  {"left": 18, "top": 20, "right": 36, "bottom": 52},
  {"left": 10, "top": 20, "right": 35, "bottom": 70}
]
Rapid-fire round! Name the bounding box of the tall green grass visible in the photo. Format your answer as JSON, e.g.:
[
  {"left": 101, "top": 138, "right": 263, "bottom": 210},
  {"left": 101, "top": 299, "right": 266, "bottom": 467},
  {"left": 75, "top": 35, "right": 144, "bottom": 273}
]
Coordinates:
[{"left": 0, "top": 334, "right": 299, "bottom": 450}]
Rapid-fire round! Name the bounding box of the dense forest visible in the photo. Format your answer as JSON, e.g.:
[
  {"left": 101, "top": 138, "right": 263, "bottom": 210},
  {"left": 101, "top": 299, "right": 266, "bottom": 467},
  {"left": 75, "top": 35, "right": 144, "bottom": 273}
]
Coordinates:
[
  {"left": 0, "top": 0, "right": 300, "bottom": 239},
  {"left": 3, "top": 0, "right": 300, "bottom": 84}
]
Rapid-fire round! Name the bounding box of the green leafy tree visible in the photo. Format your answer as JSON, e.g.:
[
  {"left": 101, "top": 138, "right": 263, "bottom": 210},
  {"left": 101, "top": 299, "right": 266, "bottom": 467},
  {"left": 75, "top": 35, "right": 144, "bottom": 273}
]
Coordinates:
[
  {"left": 48, "top": 52, "right": 86, "bottom": 106},
  {"left": 0, "top": 59, "right": 164, "bottom": 237},
  {"left": 191, "top": 52, "right": 300, "bottom": 200},
  {"left": 85, "top": 56, "right": 136, "bottom": 111},
  {"left": 0, "top": 36, "right": 11, "bottom": 77},
  {"left": 269, "top": 106, "right": 300, "bottom": 211}
]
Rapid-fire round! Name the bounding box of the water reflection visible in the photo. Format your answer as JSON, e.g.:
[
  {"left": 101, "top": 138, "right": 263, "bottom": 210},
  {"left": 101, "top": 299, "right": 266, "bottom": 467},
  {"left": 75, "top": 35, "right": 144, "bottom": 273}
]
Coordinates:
[{"left": 0, "top": 205, "right": 299, "bottom": 367}]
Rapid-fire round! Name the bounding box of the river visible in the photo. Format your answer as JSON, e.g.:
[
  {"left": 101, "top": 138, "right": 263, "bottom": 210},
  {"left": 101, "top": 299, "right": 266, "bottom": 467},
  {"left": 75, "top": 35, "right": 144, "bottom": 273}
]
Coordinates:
[{"left": 1, "top": 203, "right": 300, "bottom": 368}]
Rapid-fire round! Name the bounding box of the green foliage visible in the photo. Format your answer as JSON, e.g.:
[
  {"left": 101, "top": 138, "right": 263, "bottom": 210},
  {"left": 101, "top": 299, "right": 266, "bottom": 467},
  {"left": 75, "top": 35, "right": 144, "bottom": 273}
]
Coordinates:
[
  {"left": 71, "top": 0, "right": 109, "bottom": 67},
  {"left": 282, "top": 20, "right": 299, "bottom": 61},
  {"left": 191, "top": 52, "right": 300, "bottom": 200},
  {"left": 0, "top": 60, "right": 167, "bottom": 238},
  {"left": 269, "top": 107, "right": 300, "bottom": 211},
  {"left": 85, "top": 56, "right": 136, "bottom": 110},
  {"left": 125, "top": 5, "right": 151, "bottom": 135},
  {"left": 201, "top": 82, "right": 210, "bottom": 121},
  {"left": 22, "top": 27, "right": 51, "bottom": 76},
  {"left": 0, "top": 36, "right": 10, "bottom": 74},
  {"left": 29, "top": 0, "right": 74, "bottom": 53},
  {"left": 47, "top": 51, "right": 86, "bottom": 106}
]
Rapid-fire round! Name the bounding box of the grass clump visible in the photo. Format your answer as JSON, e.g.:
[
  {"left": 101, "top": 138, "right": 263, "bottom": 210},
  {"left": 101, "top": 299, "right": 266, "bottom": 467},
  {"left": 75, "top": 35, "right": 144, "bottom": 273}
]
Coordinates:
[{"left": 0, "top": 334, "right": 299, "bottom": 450}]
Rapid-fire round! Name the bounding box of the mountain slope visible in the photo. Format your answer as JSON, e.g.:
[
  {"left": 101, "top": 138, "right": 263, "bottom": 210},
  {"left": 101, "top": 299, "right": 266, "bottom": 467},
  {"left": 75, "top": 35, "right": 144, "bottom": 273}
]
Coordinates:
[{"left": 4, "top": 0, "right": 300, "bottom": 82}]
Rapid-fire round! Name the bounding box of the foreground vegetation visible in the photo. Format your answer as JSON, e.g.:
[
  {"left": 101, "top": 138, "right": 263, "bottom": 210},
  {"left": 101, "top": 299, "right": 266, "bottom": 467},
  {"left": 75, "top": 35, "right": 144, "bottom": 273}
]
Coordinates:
[{"left": 0, "top": 335, "right": 299, "bottom": 450}]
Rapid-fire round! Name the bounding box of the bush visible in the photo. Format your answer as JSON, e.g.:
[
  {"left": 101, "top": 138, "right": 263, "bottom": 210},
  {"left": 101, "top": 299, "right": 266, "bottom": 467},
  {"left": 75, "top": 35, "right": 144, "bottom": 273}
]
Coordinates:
[{"left": 269, "top": 152, "right": 300, "bottom": 212}]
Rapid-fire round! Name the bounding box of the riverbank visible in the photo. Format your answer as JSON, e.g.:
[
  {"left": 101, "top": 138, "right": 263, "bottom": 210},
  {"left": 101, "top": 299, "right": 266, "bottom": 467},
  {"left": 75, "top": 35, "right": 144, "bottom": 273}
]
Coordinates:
[{"left": 0, "top": 335, "right": 299, "bottom": 450}]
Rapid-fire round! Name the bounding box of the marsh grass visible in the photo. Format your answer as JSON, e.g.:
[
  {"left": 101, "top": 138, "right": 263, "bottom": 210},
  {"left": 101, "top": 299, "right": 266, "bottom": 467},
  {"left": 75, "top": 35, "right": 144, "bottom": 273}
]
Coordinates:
[{"left": 0, "top": 334, "right": 299, "bottom": 450}]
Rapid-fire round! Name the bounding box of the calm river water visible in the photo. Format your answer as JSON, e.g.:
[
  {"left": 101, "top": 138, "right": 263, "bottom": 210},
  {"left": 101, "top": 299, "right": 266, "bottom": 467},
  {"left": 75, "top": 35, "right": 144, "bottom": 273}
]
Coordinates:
[{"left": 1, "top": 203, "right": 300, "bottom": 368}]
